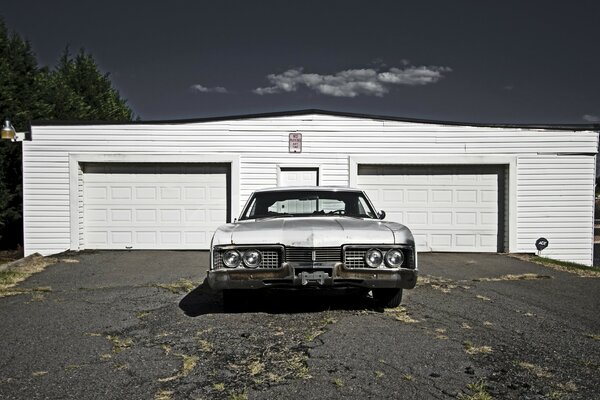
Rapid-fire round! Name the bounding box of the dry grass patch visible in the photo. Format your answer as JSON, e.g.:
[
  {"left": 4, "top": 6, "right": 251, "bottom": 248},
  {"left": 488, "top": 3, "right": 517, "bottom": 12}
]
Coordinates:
[
  {"left": 510, "top": 254, "right": 600, "bottom": 278},
  {"left": 229, "top": 391, "right": 248, "bottom": 400},
  {"left": 458, "top": 380, "right": 493, "bottom": 400},
  {"left": 153, "top": 279, "right": 198, "bottom": 294},
  {"left": 584, "top": 333, "right": 600, "bottom": 341},
  {"left": 476, "top": 273, "right": 552, "bottom": 282},
  {"left": 0, "top": 256, "right": 57, "bottom": 297},
  {"left": 154, "top": 390, "right": 174, "bottom": 400},
  {"left": 158, "top": 354, "right": 199, "bottom": 382},
  {"left": 434, "top": 328, "right": 448, "bottom": 340},
  {"left": 213, "top": 383, "right": 226, "bottom": 392},
  {"left": 518, "top": 361, "right": 553, "bottom": 378},
  {"left": 106, "top": 335, "right": 133, "bottom": 353},
  {"left": 463, "top": 341, "right": 492, "bottom": 355},
  {"left": 385, "top": 306, "right": 419, "bottom": 323}
]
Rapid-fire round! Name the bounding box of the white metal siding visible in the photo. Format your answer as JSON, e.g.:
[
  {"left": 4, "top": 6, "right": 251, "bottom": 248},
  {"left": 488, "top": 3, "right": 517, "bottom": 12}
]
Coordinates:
[
  {"left": 23, "top": 114, "right": 598, "bottom": 265},
  {"left": 516, "top": 155, "right": 595, "bottom": 264}
]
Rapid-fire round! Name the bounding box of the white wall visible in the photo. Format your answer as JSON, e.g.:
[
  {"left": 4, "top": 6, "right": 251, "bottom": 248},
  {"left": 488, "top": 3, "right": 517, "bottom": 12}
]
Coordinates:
[{"left": 24, "top": 114, "right": 598, "bottom": 265}]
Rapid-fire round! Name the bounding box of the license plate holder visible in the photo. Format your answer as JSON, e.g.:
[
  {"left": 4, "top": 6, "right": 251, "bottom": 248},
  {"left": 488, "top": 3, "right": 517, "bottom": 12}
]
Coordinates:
[{"left": 299, "top": 271, "right": 328, "bottom": 286}]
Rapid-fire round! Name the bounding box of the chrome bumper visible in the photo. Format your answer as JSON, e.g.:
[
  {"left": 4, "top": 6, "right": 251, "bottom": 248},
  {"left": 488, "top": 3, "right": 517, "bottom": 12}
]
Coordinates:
[{"left": 207, "top": 262, "right": 418, "bottom": 291}]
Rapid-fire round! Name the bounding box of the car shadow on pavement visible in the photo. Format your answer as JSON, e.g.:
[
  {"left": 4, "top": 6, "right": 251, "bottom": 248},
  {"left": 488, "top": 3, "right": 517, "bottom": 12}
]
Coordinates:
[{"left": 179, "top": 280, "right": 381, "bottom": 316}]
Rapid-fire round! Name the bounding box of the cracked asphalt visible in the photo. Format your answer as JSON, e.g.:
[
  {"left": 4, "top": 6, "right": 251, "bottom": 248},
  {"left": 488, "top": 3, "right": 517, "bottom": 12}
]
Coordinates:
[{"left": 0, "top": 251, "right": 599, "bottom": 399}]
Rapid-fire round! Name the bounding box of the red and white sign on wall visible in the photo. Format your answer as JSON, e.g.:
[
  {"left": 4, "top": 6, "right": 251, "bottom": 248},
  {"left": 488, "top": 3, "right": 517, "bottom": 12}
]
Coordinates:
[{"left": 289, "top": 132, "right": 302, "bottom": 153}]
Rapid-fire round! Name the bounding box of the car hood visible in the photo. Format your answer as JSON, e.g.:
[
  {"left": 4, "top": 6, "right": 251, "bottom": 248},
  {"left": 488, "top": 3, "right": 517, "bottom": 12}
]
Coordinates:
[{"left": 212, "top": 217, "right": 414, "bottom": 247}]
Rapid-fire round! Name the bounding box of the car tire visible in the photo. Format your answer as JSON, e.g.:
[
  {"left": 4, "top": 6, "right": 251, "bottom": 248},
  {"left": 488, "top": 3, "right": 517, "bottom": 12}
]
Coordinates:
[{"left": 372, "top": 288, "right": 403, "bottom": 308}]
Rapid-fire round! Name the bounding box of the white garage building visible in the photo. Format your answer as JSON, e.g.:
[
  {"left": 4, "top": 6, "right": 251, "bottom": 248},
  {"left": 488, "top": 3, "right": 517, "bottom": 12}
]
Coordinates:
[{"left": 23, "top": 110, "right": 598, "bottom": 265}]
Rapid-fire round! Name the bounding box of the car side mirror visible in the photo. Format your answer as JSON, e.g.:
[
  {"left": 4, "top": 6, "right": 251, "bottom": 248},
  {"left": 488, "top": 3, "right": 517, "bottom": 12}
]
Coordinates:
[{"left": 377, "top": 210, "right": 386, "bottom": 220}]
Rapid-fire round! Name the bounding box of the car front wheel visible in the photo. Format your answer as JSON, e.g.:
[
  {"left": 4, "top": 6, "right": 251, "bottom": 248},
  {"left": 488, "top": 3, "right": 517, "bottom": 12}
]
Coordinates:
[{"left": 372, "top": 288, "right": 403, "bottom": 308}]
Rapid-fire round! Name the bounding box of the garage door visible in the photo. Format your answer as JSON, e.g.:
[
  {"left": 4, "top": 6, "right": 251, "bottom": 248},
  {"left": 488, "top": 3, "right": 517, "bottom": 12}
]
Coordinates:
[
  {"left": 357, "top": 165, "right": 504, "bottom": 252},
  {"left": 82, "top": 163, "right": 228, "bottom": 250}
]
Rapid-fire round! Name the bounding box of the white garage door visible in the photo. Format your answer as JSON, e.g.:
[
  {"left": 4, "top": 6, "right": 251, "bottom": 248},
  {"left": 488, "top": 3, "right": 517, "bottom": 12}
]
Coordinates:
[
  {"left": 357, "top": 165, "right": 504, "bottom": 252},
  {"left": 83, "top": 163, "right": 228, "bottom": 250}
]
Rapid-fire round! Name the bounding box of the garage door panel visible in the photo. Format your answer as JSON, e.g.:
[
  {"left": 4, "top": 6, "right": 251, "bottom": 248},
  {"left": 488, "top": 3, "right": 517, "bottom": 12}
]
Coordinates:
[
  {"left": 358, "top": 165, "right": 502, "bottom": 252},
  {"left": 83, "top": 163, "right": 227, "bottom": 250}
]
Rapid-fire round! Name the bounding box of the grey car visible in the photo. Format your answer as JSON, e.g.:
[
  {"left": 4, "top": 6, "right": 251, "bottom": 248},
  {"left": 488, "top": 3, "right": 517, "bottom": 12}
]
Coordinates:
[{"left": 207, "top": 187, "right": 418, "bottom": 308}]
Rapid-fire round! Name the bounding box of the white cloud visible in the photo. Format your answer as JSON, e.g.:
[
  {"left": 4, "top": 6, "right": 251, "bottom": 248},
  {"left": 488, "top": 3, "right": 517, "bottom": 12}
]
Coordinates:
[
  {"left": 253, "top": 64, "right": 451, "bottom": 97},
  {"left": 582, "top": 114, "right": 600, "bottom": 123},
  {"left": 377, "top": 66, "right": 451, "bottom": 85},
  {"left": 191, "top": 84, "right": 228, "bottom": 94}
]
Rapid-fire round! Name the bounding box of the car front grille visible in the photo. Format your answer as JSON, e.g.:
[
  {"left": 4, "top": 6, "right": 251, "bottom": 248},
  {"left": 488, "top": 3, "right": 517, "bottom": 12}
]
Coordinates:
[
  {"left": 285, "top": 247, "right": 341, "bottom": 263},
  {"left": 213, "top": 248, "right": 281, "bottom": 269},
  {"left": 344, "top": 249, "right": 368, "bottom": 268}
]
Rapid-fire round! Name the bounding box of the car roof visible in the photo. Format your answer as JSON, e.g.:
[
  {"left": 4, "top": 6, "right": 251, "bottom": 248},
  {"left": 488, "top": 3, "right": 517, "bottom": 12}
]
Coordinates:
[{"left": 253, "top": 186, "right": 364, "bottom": 193}]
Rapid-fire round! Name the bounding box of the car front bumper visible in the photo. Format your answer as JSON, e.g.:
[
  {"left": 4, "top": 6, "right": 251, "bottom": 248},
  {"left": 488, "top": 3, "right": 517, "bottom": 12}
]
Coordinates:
[{"left": 207, "top": 262, "right": 418, "bottom": 291}]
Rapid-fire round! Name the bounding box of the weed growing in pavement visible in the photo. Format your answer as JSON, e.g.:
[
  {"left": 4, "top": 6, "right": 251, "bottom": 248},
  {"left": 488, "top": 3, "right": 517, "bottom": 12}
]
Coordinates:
[
  {"left": 375, "top": 371, "right": 385, "bottom": 378},
  {"left": 463, "top": 341, "right": 492, "bottom": 355},
  {"left": 212, "top": 383, "right": 225, "bottom": 392},
  {"left": 517, "top": 361, "right": 553, "bottom": 378},
  {"left": 475, "top": 294, "right": 491, "bottom": 301},
  {"left": 417, "top": 275, "right": 459, "bottom": 293},
  {"left": 457, "top": 380, "right": 493, "bottom": 400},
  {"left": 229, "top": 390, "right": 248, "bottom": 400},
  {"left": 158, "top": 354, "right": 199, "bottom": 382},
  {"left": 0, "top": 255, "right": 57, "bottom": 297},
  {"left": 475, "top": 273, "right": 552, "bottom": 282},
  {"left": 401, "top": 374, "right": 414, "bottom": 381},
  {"left": 153, "top": 279, "right": 199, "bottom": 294},
  {"left": 154, "top": 389, "right": 174, "bottom": 400},
  {"left": 197, "top": 338, "right": 213, "bottom": 352},
  {"left": 0, "top": 270, "right": 26, "bottom": 285},
  {"left": 385, "top": 306, "right": 419, "bottom": 323},
  {"left": 584, "top": 333, "right": 600, "bottom": 341},
  {"left": 508, "top": 254, "right": 600, "bottom": 277},
  {"left": 332, "top": 377, "right": 344, "bottom": 387},
  {"left": 579, "top": 359, "right": 600, "bottom": 371},
  {"left": 106, "top": 335, "right": 133, "bottom": 353},
  {"left": 434, "top": 328, "right": 449, "bottom": 340},
  {"left": 31, "top": 371, "right": 48, "bottom": 377}
]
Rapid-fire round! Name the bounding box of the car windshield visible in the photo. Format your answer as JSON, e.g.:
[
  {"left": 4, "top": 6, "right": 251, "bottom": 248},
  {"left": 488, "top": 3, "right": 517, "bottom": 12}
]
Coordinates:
[{"left": 240, "top": 190, "right": 378, "bottom": 220}]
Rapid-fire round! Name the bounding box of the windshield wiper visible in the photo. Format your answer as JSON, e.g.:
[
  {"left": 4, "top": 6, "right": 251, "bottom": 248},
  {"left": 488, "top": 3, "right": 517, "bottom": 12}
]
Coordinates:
[{"left": 254, "top": 213, "right": 294, "bottom": 220}]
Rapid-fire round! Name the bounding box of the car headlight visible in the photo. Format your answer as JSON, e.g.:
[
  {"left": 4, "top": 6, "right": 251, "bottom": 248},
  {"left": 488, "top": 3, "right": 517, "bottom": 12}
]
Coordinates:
[
  {"left": 384, "top": 249, "right": 404, "bottom": 268},
  {"left": 365, "top": 248, "right": 383, "bottom": 268},
  {"left": 242, "top": 249, "right": 262, "bottom": 268},
  {"left": 223, "top": 250, "right": 241, "bottom": 268}
]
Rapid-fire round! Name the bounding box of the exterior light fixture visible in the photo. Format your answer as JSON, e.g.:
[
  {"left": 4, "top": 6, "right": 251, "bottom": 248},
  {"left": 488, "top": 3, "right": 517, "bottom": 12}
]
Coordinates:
[{"left": 1, "top": 119, "right": 16, "bottom": 140}]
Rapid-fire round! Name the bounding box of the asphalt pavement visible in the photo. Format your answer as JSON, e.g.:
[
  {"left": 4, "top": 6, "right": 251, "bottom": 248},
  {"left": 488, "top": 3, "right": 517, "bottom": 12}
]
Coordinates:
[{"left": 0, "top": 250, "right": 599, "bottom": 399}]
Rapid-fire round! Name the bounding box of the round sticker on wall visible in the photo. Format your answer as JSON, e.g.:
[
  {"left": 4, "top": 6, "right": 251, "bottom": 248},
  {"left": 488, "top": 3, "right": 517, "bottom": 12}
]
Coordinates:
[{"left": 535, "top": 238, "right": 549, "bottom": 251}]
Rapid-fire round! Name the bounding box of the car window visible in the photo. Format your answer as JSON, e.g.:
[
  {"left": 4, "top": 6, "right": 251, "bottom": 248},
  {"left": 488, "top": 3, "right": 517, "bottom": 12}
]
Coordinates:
[{"left": 240, "top": 190, "right": 377, "bottom": 220}]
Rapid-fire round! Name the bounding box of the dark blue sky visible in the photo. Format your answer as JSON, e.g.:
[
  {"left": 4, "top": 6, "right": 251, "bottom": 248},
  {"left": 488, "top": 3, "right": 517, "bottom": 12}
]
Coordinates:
[{"left": 2, "top": 0, "right": 599, "bottom": 123}]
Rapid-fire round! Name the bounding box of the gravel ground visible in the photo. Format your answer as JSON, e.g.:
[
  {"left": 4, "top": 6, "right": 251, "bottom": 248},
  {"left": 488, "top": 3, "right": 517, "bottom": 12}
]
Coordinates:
[{"left": 0, "top": 250, "right": 598, "bottom": 399}]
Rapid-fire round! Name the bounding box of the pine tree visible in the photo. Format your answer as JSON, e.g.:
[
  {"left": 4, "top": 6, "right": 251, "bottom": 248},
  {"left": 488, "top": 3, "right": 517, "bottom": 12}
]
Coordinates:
[{"left": 0, "top": 20, "right": 134, "bottom": 248}]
